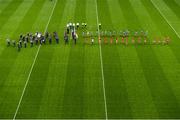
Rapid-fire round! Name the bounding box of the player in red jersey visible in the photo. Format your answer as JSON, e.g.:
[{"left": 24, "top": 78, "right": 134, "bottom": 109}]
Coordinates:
[
  {"left": 125, "top": 37, "right": 128, "bottom": 45},
  {"left": 110, "top": 37, "right": 113, "bottom": 44},
  {"left": 99, "top": 36, "right": 101, "bottom": 44},
  {"left": 104, "top": 37, "right": 107, "bottom": 44},
  {"left": 132, "top": 37, "right": 135, "bottom": 44},
  {"left": 116, "top": 37, "right": 118, "bottom": 44},
  {"left": 138, "top": 36, "right": 141, "bottom": 44},
  {"left": 121, "top": 37, "right": 125, "bottom": 44}
]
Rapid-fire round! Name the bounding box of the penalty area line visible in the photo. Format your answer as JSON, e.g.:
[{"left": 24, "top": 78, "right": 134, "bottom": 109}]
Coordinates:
[{"left": 12, "top": 0, "right": 58, "bottom": 119}]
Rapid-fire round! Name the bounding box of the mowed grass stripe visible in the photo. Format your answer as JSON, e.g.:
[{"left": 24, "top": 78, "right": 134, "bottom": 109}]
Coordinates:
[
  {"left": 0, "top": 0, "right": 35, "bottom": 108},
  {"left": 35, "top": 0, "right": 77, "bottom": 117},
  {"left": 120, "top": 0, "right": 180, "bottom": 118},
  {"left": 163, "top": 0, "right": 180, "bottom": 19},
  {"left": 27, "top": 0, "right": 69, "bottom": 118},
  {"left": 79, "top": 0, "right": 108, "bottom": 118},
  {"left": 0, "top": 0, "right": 12, "bottom": 15},
  {"left": 13, "top": 0, "right": 58, "bottom": 118},
  {"left": 141, "top": 0, "right": 180, "bottom": 118},
  {"left": 34, "top": 0, "right": 78, "bottom": 118},
  {"left": 97, "top": 0, "right": 133, "bottom": 118},
  {"left": 0, "top": 0, "right": 39, "bottom": 118},
  {"left": 107, "top": 0, "right": 158, "bottom": 118},
  {"left": 31, "top": 1, "right": 57, "bottom": 32},
  {"left": 132, "top": 0, "right": 180, "bottom": 117},
  {"left": 40, "top": 0, "right": 71, "bottom": 117},
  {"left": 120, "top": 0, "right": 157, "bottom": 118},
  {"left": 14, "top": 0, "right": 57, "bottom": 116},
  {"left": 0, "top": 0, "right": 35, "bottom": 88},
  {"left": 12, "top": 0, "right": 49, "bottom": 37},
  {"left": 0, "top": 0, "right": 29, "bottom": 46},
  {"left": 174, "top": 0, "right": 180, "bottom": 6},
  {"left": 129, "top": 0, "right": 180, "bottom": 118},
  {"left": 142, "top": 0, "right": 180, "bottom": 59},
  {"left": 47, "top": 0, "right": 67, "bottom": 33},
  {"left": 124, "top": 0, "right": 180, "bottom": 118},
  {"left": 147, "top": 0, "right": 180, "bottom": 63},
  {"left": 143, "top": 0, "right": 180, "bottom": 110},
  {"left": 0, "top": 0, "right": 23, "bottom": 33},
  {"left": 12, "top": 0, "right": 54, "bottom": 119},
  {"left": 61, "top": 0, "right": 86, "bottom": 118},
  {"left": 0, "top": 0, "right": 46, "bottom": 94},
  {"left": 14, "top": 1, "right": 79, "bottom": 118},
  {"left": 150, "top": 0, "right": 180, "bottom": 40}
]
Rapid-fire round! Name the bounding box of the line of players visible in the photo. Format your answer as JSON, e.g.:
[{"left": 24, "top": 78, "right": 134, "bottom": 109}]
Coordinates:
[
  {"left": 83, "top": 30, "right": 170, "bottom": 45},
  {"left": 6, "top": 22, "right": 83, "bottom": 49},
  {"left": 6, "top": 31, "right": 60, "bottom": 51},
  {"left": 6, "top": 30, "right": 170, "bottom": 51},
  {"left": 6, "top": 22, "right": 171, "bottom": 51}
]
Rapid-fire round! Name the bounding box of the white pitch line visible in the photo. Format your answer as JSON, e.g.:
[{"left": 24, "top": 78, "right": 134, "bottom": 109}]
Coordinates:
[
  {"left": 150, "top": 0, "right": 180, "bottom": 39},
  {"left": 95, "top": 0, "right": 108, "bottom": 119},
  {"left": 13, "top": 0, "right": 58, "bottom": 119}
]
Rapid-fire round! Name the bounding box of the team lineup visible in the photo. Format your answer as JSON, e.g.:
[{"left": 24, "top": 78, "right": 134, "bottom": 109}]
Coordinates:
[{"left": 6, "top": 22, "right": 171, "bottom": 52}]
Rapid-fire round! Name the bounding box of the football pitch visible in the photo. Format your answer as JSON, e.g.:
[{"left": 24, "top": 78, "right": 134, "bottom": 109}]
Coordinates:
[{"left": 0, "top": 0, "right": 180, "bottom": 119}]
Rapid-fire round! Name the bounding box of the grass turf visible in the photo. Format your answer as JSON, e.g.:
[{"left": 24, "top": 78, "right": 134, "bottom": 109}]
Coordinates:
[{"left": 0, "top": 0, "right": 180, "bottom": 119}]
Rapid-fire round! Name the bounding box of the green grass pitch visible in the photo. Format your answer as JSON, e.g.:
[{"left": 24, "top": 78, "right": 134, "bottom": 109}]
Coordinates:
[{"left": 0, "top": 0, "right": 180, "bottom": 119}]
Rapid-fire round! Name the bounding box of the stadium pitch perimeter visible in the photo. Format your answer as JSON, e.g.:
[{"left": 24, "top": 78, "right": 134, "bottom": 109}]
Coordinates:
[{"left": 0, "top": 0, "right": 180, "bottom": 119}]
